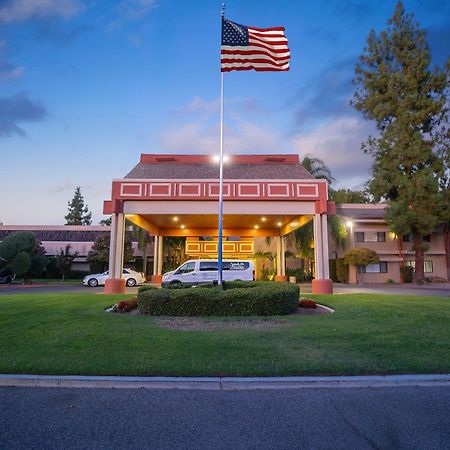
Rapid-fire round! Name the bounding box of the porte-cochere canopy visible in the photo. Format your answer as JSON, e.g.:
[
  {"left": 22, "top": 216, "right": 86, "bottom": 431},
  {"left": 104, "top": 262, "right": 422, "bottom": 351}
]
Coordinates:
[{"left": 103, "top": 154, "right": 335, "bottom": 294}]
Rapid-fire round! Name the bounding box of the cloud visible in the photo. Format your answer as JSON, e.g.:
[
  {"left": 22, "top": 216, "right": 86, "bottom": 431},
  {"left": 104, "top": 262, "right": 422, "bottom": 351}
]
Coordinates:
[
  {"left": 291, "top": 115, "right": 375, "bottom": 188},
  {"left": 292, "top": 56, "right": 358, "bottom": 129},
  {"left": 121, "top": 0, "right": 158, "bottom": 20},
  {"left": 160, "top": 96, "right": 285, "bottom": 154},
  {"left": 0, "top": 0, "right": 84, "bottom": 24},
  {"left": 173, "top": 96, "right": 220, "bottom": 117},
  {"left": 0, "top": 39, "right": 24, "bottom": 81},
  {"left": 159, "top": 118, "right": 285, "bottom": 155},
  {"left": 0, "top": 92, "right": 47, "bottom": 137}
]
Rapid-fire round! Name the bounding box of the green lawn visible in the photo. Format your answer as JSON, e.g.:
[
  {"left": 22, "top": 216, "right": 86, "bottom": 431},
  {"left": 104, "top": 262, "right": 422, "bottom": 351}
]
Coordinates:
[{"left": 0, "top": 292, "right": 449, "bottom": 376}]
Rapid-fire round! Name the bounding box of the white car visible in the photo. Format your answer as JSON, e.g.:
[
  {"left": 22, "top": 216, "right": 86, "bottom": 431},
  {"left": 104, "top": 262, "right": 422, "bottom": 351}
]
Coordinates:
[{"left": 83, "top": 268, "right": 146, "bottom": 287}]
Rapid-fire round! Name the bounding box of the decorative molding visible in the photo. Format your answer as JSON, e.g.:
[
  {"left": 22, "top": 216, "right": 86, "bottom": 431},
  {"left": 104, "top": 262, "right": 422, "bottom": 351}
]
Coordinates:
[{"left": 113, "top": 180, "right": 325, "bottom": 201}]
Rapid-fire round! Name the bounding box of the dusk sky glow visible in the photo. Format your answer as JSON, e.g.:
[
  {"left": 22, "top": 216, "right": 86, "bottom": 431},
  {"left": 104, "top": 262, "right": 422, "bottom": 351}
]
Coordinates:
[{"left": 0, "top": 0, "right": 448, "bottom": 224}]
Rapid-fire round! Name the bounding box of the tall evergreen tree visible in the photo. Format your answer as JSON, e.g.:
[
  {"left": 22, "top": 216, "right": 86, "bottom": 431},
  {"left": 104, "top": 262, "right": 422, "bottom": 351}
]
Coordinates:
[
  {"left": 351, "top": 1, "right": 449, "bottom": 282},
  {"left": 65, "top": 187, "right": 92, "bottom": 225}
]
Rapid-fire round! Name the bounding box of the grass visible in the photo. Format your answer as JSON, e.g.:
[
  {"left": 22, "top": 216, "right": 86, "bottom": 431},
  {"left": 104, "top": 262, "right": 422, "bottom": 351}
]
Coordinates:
[{"left": 0, "top": 292, "right": 449, "bottom": 376}]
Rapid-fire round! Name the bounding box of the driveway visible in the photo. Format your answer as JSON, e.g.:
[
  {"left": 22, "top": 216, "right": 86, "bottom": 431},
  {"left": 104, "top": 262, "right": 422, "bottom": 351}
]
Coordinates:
[
  {"left": 300, "top": 282, "right": 450, "bottom": 297},
  {"left": 1, "top": 281, "right": 448, "bottom": 297}
]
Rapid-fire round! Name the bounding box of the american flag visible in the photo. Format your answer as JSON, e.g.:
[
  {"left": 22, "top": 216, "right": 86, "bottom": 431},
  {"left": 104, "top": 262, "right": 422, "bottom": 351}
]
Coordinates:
[{"left": 221, "top": 18, "right": 290, "bottom": 72}]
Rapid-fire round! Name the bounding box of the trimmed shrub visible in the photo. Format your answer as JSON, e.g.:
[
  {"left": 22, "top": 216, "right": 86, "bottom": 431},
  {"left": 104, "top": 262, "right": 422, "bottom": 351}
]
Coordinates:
[
  {"left": 138, "top": 285, "right": 158, "bottom": 293},
  {"left": 400, "top": 265, "right": 414, "bottom": 283},
  {"left": 138, "top": 282, "right": 299, "bottom": 316},
  {"left": 336, "top": 258, "right": 349, "bottom": 283}
]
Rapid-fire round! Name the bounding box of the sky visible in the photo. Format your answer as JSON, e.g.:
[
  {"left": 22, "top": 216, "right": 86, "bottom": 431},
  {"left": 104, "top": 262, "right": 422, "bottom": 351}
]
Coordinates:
[{"left": 0, "top": 0, "right": 448, "bottom": 225}]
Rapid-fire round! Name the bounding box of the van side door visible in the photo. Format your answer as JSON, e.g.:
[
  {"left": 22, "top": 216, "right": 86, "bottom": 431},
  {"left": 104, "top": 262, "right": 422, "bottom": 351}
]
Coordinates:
[{"left": 199, "top": 261, "right": 218, "bottom": 283}]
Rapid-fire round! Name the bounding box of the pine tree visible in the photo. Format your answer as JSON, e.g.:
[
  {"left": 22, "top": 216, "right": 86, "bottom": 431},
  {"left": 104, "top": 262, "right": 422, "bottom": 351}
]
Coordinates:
[
  {"left": 351, "top": 1, "right": 449, "bottom": 283},
  {"left": 65, "top": 187, "right": 92, "bottom": 225}
]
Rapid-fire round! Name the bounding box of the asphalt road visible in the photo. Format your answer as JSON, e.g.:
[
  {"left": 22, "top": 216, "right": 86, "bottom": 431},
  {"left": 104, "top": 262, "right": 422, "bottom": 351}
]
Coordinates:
[{"left": 1, "top": 386, "right": 449, "bottom": 449}]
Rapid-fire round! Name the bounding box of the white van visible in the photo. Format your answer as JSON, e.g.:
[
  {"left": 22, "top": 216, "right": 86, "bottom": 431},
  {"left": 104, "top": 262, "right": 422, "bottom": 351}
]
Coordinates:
[{"left": 161, "top": 259, "right": 255, "bottom": 287}]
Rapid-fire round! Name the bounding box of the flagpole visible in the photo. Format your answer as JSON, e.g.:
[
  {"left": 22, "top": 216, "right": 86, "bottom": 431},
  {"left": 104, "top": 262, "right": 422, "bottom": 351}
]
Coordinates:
[{"left": 218, "top": 3, "right": 225, "bottom": 286}]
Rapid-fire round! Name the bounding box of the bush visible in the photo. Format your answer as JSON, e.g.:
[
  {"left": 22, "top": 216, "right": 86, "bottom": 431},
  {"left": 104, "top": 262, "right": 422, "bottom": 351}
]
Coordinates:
[
  {"left": 67, "top": 270, "right": 90, "bottom": 279},
  {"left": 137, "top": 282, "right": 300, "bottom": 316},
  {"left": 336, "top": 258, "right": 349, "bottom": 283},
  {"left": 285, "top": 268, "right": 313, "bottom": 282},
  {"left": 400, "top": 265, "right": 414, "bottom": 283},
  {"left": 138, "top": 285, "right": 159, "bottom": 293}
]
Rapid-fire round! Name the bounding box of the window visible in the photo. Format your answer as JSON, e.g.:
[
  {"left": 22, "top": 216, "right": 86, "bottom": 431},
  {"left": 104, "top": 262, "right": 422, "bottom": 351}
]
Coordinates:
[
  {"left": 403, "top": 234, "right": 430, "bottom": 243},
  {"left": 363, "top": 262, "right": 388, "bottom": 273},
  {"left": 226, "top": 236, "right": 241, "bottom": 241},
  {"left": 405, "top": 260, "right": 433, "bottom": 273},
  {"left": 177, "top": 262, "right": 195, "bottom": 274},
  {"left": 199, "top": 261, "right": 218, "bottom": 271},
  {"left": 355, "top": 232, "right": 364, "bottom": 243},
  {"left": 355, "top": 231, "right": 385, "bottom": 242},
  {"left": 199, "top": 236, "right": 214, "bottom": 241}
]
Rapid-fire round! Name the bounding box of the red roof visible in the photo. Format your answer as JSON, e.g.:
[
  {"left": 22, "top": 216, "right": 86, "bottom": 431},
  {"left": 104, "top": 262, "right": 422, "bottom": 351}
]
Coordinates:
[{"left": 125, "top": 154, "right": 314, "bottom": 180}]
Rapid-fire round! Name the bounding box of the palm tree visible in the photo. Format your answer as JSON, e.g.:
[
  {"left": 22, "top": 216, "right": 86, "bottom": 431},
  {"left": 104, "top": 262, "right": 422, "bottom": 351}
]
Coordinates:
[
  {"left": 294, "top": 156, "right": 346, "bottom": 272},
  {"left": 302, "top": 155, "right": 335, "bottom": 185},
  {"left": 164, "top": 237, "right": 187, "bottom": 271},
  {"left": 130, "top": 223, "right": 152, "bottom": 276}
]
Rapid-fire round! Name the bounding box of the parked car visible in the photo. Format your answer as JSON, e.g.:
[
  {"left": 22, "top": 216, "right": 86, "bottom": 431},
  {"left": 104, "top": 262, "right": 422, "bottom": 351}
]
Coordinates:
[
  {"left": 0, "top": 267, "right": 15, "bottom": 284},
  {"left": 162, "top": 259, "right": 255, "bottom": 287},
  {"left": 83, "top": 268, "right": 146, "bottom": 287}
]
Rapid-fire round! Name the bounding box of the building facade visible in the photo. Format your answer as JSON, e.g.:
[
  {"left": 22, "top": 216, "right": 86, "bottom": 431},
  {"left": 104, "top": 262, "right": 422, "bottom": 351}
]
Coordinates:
[{"left": 335, "top": 204, "right": 449, "bottom": 283}]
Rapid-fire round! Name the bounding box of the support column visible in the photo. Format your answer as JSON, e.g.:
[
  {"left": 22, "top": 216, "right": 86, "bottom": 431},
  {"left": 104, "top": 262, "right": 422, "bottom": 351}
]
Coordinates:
[
  {"left": 275, "top": 236, "right": 288, "bottom": 282},
  {"left": 151, "top": 236, "right": 162, "bottom": 284},
  {"left": 157, "top": 235, "right": 163, "bottom": 275},
  {"left": 321, "top": 214, "right": 330, "bottom": 279},
  {"left": 312, "top": 213, "right": 333, "bottom": 294},
  {"left": 313, "top": 214, "right": 324, "bottom": 279},
  {"left": 104, "top": 213, "right": 126, "bottom": 294}
]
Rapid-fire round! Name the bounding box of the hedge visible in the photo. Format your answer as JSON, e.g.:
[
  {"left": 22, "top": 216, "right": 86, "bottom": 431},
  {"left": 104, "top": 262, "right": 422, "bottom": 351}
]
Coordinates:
[{"left": 137, "top": 281, "right": 300, "bottom": 316}]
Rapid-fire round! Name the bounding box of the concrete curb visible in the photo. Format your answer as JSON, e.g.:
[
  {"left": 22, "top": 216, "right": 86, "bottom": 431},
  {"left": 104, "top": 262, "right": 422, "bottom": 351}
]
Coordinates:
[{"left": 0, "top": 374, "right": 449, "bottom": 390}]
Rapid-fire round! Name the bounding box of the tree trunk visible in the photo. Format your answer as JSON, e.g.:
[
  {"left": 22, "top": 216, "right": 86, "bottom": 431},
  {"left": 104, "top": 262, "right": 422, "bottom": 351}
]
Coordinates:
[
  {"left": 412, "top": 231, "right": 425, "bottom": 283},
  {"left": 355, "top": 266, "right": 361, "bottom": 284},
  {"left": 445, "top": 228, "right": 450, "bottom": 281},
  {"left": 142, "top": 245, "right": 148, "bottom": 277}
]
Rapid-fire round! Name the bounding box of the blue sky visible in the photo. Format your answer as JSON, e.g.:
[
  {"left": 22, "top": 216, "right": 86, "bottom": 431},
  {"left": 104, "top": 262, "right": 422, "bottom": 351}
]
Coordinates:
[{"left": 0, "top": 0, "right": 448, "bottom": 224}]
